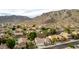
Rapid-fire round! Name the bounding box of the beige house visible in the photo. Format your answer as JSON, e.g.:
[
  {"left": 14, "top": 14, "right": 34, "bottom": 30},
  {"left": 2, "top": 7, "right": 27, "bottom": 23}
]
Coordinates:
[{"left": 35, "top": 37, "right": 52, "bottom": 48}]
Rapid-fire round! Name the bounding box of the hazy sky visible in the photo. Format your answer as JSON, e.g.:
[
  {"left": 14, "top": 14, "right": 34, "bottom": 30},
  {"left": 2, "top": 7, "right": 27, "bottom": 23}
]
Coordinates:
[
  {"left": 0, "top": 0, "right": 78, "bottom": 17},
  {"left": 0, "top": 0, "right": 78, "bottom": 9},
  {"left": 0, "top": 9, "right": 60, "bottom": 18}
]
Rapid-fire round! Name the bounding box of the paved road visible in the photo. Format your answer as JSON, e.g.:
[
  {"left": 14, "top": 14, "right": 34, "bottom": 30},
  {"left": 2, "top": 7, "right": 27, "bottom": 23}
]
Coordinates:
[{"left": 38, "top": 39, "right": 79, "bottom": 49}]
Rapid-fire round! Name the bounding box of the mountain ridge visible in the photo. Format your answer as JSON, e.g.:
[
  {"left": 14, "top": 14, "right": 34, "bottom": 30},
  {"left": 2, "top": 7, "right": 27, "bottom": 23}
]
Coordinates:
[
  {"left": 0, "top": 9, "right": 79, "bottom": 27},
  {"left": 0, "top": 15, "right": 31, "bottom": 23}
]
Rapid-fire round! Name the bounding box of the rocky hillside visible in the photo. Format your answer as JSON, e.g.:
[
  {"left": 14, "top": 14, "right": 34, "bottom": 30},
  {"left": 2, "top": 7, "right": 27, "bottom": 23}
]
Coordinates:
[
  {"left": 0, "top": 15, "right": 31, "bottom": 23},
  {"left": 33, "top": 9, "right": 79, "bottom": 27},
  {"left": 1, "top": 9, "right": 79, "bottom": 27}
]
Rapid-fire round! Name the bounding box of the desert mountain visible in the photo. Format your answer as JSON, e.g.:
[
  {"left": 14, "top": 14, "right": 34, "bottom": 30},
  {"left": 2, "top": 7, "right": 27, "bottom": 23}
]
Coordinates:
[
  {"left": 33, "top": 9, "right": 79, "bottom": 27},
  {"left": 0, "top": 15, "right": 31, "bottom": 23},
  {"left": 0, "top": 9, "right": 79, "bottom": 27}
]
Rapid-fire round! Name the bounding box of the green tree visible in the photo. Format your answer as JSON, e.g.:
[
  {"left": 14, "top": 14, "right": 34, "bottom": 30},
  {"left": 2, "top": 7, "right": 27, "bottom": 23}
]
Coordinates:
[
  {"left": 6, "top": 37, "right": 16, "bottom": 49},
  {"left": 28, "top": 32, "right": 37, "bottom": 41}
]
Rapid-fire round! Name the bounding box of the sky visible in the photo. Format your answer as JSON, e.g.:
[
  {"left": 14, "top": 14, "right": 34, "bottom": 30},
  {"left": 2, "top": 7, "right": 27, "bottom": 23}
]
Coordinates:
[
  {"left": 0, "top": 0, "right": 78, "bottom": 9},
  {"left": 0, "top": 0, "right": 78, "bottom": 17},
  {"left": 0, "top": 9, "right": 60, "bottom": 18}
]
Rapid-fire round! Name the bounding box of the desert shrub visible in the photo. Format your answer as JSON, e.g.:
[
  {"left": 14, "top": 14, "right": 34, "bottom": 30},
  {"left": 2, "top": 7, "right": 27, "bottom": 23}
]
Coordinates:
[
  {"left": 23, "top": 28, "right": 27, "bottom": 31},
  {"left": 0, "top": 38, "right": 6, "bottom": 44},
  {"left": 26, "top": 41, "right": 37, "bottom": 49},
  {"left": 0, "top": 38, "right": 2, "bottom": 45},
  {"left": 5, "top": 29, "right": 13, "bottom": 36},
  {"left": 64, "top": 27, "right": 71, "bottom": 34},
  {"left": 66, "top": 11, "right": 72, "bottom": 17},
  {"left": 37, "top": 30, "right": 49, "bottom": 38},
  {"left": 0, "top": 37, "right": 6, "bottom": 44},
  {"left": 32, "top": 24, "right": 36, "bottom": 27},
  {"left": 51, "top": 37, "right": 57, "bottom": 44},
  {"left": 42, "top": 28, "right": 56, "bottom": 37},
  {"left": 12, "top": 26, "right": 16, "bottom": 31},
  {"left": 41, "top": 27, "right": 47, "bottom": 30},
  {"left": 68, "top": 43, "right": 75, "bottom": 48},
  {"left": 50, "top": 35, "right": 58, "bottom": 44},
  {"left": 6, "top": 37, "right": 16, "bottom": 49},
  {"left": 71, "top": 34, "right": 79, "bottom": 39},
  {"left": 71, "top": 34, "right": 78, "bottom": 39},
  {"left": 60, "top": 32, "right": 69, "bottom": 41},
  {"left": 47, "top": 28, "right": 56, "bottom": 35},
  {"left": 42, "top": 30, "right": 48, "bottom": 36},
  {"left": 49, "top": 34, "right": 68, "bottom": 44},
  {"left": 22, "top": 26, "right": 27, "bottom": 31},
  {"left": 37, "top": 31, "right": 47, "bottom": 38},
  {"left": 71, "top": 31, "right": 79, "bottom": 39},
  {"left": 22, "top": 27, "right": 27, "bottom": 35},
  {"left": 17, "top": 25, "right": 21, "bottom": 28},
  {"left": 59, "top": 35, "right": 68, "bottom": 41},
  {"left": 3, "top": 25, "right": 7, "bottom": 28},
  {"left": 1, "top": 39, "right": 7, "bottom": 44},
  {"left": 23, "top": 31, "right": 27, "bottom": 35},
  {"left": 37, "top": 27, "right": 56, "bottom": 38},
  {"left": 28, "top": 32, "right": 37, "bottom": 41}
]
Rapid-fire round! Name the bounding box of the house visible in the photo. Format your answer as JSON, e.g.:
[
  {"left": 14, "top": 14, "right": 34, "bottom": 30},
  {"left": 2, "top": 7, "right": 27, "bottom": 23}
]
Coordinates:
[
  {"left": 13, "top": 32, "right": 23, "bottom": 36},
  {"left": 13, "top": 28, "right": 23, "bottom": 37},
  {"left": 14, "top": 43, "right": 26, "bottom": 49},
  {"left": 16, "top": 28, "right": 22, "bottom": 32},
  {"left": 14, "top": 37, "right": 27, "bottom": 49},
  {"left": 18, "top": 37, "right": 27, "bottom": 44},
  {"left": 35, "top": 37, "right": 52, "bottom": 48},
  {"left": 0, "top": 28, "right": 5, "bottom": 33},
  {"left": 0, "top": 33, "right": 4, "bottom": 38}
]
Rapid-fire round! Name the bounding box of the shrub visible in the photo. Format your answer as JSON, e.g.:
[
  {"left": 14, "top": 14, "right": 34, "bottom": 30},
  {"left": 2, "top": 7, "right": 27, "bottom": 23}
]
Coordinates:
[
  {"left": 72, "top": 34, "right": 79, "bottom": 39},
  {"left": 26, "top": 41, "right": 36, "bottom": 49},
  {"left": 22, "top": 27, "right": 27, "bottom": 35},
  {"left": 23, "top": 31, "right": 27, "bottom": 35},
  {"left": 42, "top": 30, "right": 48, "bottom": 37},
  {"left": 17, "top": 25, "right": 21, "bottom": 28},
  {"left": 1, "top": 39, "right": 6, "bottom": 44},
  {"left": 37, "top": 31, "right": 47, "bottom": 38},
  {"left": 12, "top": 26, "right": 16, "bottom": 31},
  {"left": 6, "top": 37, "right": 16, "bottom": 49},
  {"left": 47, "top": 28, "right": 56, "bottom": 35},
  {"left": 60, "top": 36, "right": 68, "bottom": 41},
  {"left": 32, "top": 24, "right": 36, "bottom": 27},
  {"left": 64, "top": 27, "right": 71, "bottom": 34},
  {"left": 51, "top": 37, "right": 57, "bottom": 44},
  {"left": 40, "top": 28, "right": 56, "bottom": 37},
  {"left": 0, "top": 39, "right": 2, "bottom": 45},
  {"left": 23, "top": 28, "right": 26, "bottom": 31},
  {"left": 37, "top": 28, "right": 56, "bottom": 38},
  {"left": 60, "top": 32, "right": 69, "bottom": 41},
  {"left": 68, "top": 43, "right": 75, "bottom": 48},
  {"left": 28, "top": 32, "right": 37, "bottom": 41},
  {"left": 49, "top": 35, "right": 68, "bottom": 44},
  {"left": 50, "top": 35, "right": 58, "bottom": 44},
  {"left": 71, "top": 31, "right": 79, "bottom": 39},
  {"left": 5, "top": 29, "right": 13, "bottom": 36},
  {"left": 41, "top": 27, "right": 47, "bottom": 31},
  {"left": 0, "top": 38, "right": 6, "bottom": 44}
]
